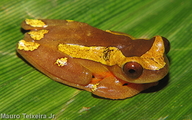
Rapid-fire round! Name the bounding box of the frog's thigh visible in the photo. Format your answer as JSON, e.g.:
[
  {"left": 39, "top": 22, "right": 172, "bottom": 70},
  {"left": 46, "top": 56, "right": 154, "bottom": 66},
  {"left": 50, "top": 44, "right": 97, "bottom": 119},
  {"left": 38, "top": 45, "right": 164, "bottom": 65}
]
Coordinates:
[{"left": 19, "top": 43, "right": 92, "bottom": 85}]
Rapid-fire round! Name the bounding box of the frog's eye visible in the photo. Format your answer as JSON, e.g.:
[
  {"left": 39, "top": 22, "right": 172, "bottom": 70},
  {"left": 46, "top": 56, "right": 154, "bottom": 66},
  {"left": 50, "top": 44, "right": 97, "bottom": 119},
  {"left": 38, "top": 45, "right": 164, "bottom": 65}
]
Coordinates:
[{"left": 123, "top": 62, "right": 143, "bottom": 79}]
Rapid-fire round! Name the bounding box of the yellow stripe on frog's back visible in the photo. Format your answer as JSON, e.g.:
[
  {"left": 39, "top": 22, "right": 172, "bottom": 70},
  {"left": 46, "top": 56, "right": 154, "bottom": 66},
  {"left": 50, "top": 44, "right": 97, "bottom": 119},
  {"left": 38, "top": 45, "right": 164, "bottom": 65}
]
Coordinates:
[{"left": 58, "top": 44, "right": 126, "bottom": 66}]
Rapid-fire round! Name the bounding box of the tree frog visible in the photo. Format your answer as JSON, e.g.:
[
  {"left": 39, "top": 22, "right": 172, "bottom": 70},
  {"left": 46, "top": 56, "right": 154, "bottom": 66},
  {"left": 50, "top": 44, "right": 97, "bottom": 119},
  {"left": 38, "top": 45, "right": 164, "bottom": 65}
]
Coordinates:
[{"left": 17, "top": 19, "right": 170, "bottom": 99}]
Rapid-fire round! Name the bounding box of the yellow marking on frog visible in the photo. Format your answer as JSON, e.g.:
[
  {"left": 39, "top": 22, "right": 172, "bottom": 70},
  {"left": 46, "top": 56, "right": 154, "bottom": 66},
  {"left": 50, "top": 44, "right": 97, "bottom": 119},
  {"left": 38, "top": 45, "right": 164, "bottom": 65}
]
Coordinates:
[
  {"left": 28, "top": 30, "right": 49, "bottom": 40},
  {"left": 58, "top": 44, "right": 124, "bottom": 66},
  {"left": 140, "top": 36, "right": 166, "bottom": 70},
  {"left": 105, "top": 30, "right": 136, "bottom": 40},
  {"left": 66, "top": 20, "right": 74, "bottom": 22},
  {"left": 18, "top": 40, "right": 40, "bottom": 51},
  {"left": 58, "top": 36, "right": 166, "bottom": 70},
  {"left": 90, "top": 83, "right": 100, "bottom": 92},
  {"left": 25, "top": 19, "right": 47, "bottom": 27},
  {"left": 55, "top": 57, "right": 68, "bottom": 66}
]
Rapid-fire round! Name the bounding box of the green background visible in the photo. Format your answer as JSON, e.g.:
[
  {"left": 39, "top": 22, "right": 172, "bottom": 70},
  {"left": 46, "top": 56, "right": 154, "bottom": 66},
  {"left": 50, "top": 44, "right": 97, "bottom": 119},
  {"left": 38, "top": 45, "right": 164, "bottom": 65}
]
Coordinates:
[{"left": 0, "top": 0, "right": 191, "bottom": 119}]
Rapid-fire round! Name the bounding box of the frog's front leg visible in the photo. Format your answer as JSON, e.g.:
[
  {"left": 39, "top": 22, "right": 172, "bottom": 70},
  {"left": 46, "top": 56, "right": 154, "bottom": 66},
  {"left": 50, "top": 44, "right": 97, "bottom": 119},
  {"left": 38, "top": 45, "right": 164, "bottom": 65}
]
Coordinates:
[{"left": 89, "top": 74, "right": 158, "bottom": 99}]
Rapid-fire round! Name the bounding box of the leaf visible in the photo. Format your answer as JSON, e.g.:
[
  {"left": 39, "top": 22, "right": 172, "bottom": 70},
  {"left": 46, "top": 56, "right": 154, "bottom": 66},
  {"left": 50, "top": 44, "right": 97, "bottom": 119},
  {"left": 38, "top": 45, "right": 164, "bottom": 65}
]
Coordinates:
[{"left": 0, "top": 0, "right": 191, "bottom": 119}]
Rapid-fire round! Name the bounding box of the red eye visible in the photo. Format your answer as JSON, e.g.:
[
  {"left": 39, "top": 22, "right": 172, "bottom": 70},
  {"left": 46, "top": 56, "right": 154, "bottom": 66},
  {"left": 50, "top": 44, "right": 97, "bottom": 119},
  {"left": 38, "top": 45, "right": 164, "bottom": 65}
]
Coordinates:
[{"left": 123, "top": 62, "right": 143, "bottom": 79}]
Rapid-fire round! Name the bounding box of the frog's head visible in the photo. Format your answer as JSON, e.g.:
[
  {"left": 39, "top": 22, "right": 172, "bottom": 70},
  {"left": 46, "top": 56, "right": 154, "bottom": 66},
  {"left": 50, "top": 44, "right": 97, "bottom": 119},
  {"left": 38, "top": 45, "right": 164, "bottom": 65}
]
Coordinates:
[{"left": 110, "top": 36, "right": 170, "bottom": 83}]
